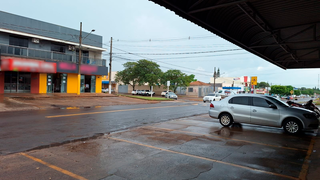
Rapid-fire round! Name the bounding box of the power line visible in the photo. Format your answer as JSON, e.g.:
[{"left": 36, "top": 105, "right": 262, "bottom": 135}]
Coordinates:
[
  {"left": 111, "top": 48, "right": 243, "bottom": 55},
  {"left": 111, "top": 35, "right": 218, "bottom": 43},
  {"left": 113, "top": 56, "right": 213, "bottom": 77}
]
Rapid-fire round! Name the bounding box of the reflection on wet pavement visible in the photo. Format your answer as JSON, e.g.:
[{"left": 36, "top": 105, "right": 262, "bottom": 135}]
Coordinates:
[{"left": 0, "top": 114, "right": 317, "bottom": 180}]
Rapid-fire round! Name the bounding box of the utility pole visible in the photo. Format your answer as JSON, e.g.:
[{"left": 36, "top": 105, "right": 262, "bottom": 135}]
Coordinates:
[
  {"left": 77, "top": 22, "right": 82, "bottom": 95},
  {"left": 108, "top": 37, "right": 113, "bottom": 94},
  {"left": 213, "top": 67, "right": 216, "bottom": 92}
]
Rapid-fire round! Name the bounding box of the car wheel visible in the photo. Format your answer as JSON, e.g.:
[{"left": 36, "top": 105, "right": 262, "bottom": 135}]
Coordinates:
[
  {"left": 219, "top": 113, "right": 233, "bottom": 127},
  {"left": 283, "top": 119, "right": 301, "bottom": 134},
  {"left": 213, "top": 99, "right": 215, "bottom": 101},
  {"left": 203, "top": 101, "right": 206, "bottom": 103}
]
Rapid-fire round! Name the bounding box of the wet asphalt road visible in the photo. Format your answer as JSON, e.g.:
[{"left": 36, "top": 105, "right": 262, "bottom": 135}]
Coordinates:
[
  {"left": 0, "top": 101, "right": 206, "bottom": 155},
  {"left": 0, "top": 100, "right": 318, "bottom": 180}
]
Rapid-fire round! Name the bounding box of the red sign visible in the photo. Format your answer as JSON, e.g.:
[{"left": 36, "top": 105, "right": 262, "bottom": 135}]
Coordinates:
[
  {"left": 1, "top": 58, "right": 56, "bottom": 73},
  {"left": 244, "top": 76, "right": 248, "bottom": 83},
  {"left": 80, "top": 64, "right": 98, "bottom": 74}
]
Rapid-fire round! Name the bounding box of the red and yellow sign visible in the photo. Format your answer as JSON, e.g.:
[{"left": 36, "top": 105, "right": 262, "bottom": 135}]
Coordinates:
[{"left": 251, "top": 76, "right": 257, "bottom": 85}]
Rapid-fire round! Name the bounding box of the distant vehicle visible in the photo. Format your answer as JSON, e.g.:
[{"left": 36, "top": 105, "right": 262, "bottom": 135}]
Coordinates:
[
  {"left": 102, "top": 88, "right": 108, "bottom": 93},
  {"left": 137, "top": 90, "right": 142, "bottom": 95},
  {"left": 161, "top": 91, "right": 172, "bottom": 97},
  {"left": 165, "top": 92, "right": 178, "bottom": 100},
  {"left": 209, "top": 94, "right": 319, "bottom": 134},
  {"left": 102, "top": 88, "right": 114, "bottom": 93},
  {"left": 131, "top": 90, "right": 138, "bottom": 95},
  {"left": 217, "top": 89, "right": 237, "bottom": 96},
  {"left": 203, "top": 93, "right": 221, "bottom": 103},
  {"left": 146, "top": 90, "right": 155, "bottom": 96},
  {"left": 140, "top": 90, "right": 147, "bottom": 96}
]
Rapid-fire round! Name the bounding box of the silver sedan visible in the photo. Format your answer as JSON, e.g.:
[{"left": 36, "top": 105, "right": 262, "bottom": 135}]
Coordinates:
[
  {"left": 209, "top": 94, "right": 319, "bottom": 134},
  {"left": 165, "top": 92, "right": 178, "bottom": 100}
]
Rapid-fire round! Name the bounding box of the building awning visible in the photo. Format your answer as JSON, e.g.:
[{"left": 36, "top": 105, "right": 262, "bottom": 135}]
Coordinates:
[{"left": 102, "top": 80, "right": 115, "bottom": 84}]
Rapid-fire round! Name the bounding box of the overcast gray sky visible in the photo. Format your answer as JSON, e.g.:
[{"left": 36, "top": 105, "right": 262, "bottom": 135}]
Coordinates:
[{"left": 2, "top": 0, "right": 319, "bottom": 88}]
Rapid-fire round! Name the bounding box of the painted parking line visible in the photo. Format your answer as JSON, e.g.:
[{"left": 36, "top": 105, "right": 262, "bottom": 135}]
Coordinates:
[
  {"left": 108, "top": 137, "right": 299, "bottom": 180},
  {"left": 46, "top": 105, "right": 191, "bottom": 118},
  {"left": 20, "top": 153, "right": 87, "bottom": 180},
  {"left": 145, "top": 126, "right": 308, "bottom": 152},
  {"left": 299, "top": 136, "right": 315, "bottom": 180}
]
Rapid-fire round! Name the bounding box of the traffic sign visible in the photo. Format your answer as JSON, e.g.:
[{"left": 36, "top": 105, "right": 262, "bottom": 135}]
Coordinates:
[
  {"left": 251, "top": 76, "right": 257, "bottom": 85},
  {"left": 290, "top": 90, "right": 294, "bottom": 95}
]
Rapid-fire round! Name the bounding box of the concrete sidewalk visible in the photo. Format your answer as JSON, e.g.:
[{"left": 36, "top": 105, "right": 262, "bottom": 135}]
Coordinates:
[{"left": 0, "top": 93, "right": 159, "bottom": 112}]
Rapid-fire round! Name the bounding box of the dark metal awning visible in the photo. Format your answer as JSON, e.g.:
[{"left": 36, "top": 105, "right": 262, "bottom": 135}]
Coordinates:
[{"left": 149, "top": 0, "right": 320, "bottom": 69}]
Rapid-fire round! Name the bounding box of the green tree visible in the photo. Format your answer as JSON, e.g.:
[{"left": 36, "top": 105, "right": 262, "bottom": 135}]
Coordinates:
[
  {"left": 269, "top": 85, "right": 287, "bottom": 95},
  {"left": 294, "top": 90, "right": 301, "bottom": 96},
  {"left": 161, "top": 69, "right": 196, "bottom": 93},
  {"left": 115, "top": 62, "right": 139, "bottom": 90},
  {"left": 135, "top": 59, "right": 162, "bottom": 87},
  {"left": 256, "top": 81, "right": 270, "bottom": 89},
  {"left": 285, "top": 85, "right": 294, "bottom": 95}
]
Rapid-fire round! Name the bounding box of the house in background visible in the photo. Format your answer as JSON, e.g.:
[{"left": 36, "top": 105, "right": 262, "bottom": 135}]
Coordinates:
[{"left": 186, "top": 81, "right": 213, "bottom": 97}]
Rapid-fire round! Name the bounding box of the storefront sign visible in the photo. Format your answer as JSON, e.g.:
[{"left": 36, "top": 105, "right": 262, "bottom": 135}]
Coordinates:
[
  {"left": 1, "top": 58, "right": 56, "bottom": 73},
  {"left": 47, "top": 61, "right": 108, "bottom": 75}
]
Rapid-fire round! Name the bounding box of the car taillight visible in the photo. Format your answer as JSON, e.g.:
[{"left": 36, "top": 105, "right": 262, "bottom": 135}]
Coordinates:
[{"left": 210, "top": 103, "right": 214, "bottom": 108}]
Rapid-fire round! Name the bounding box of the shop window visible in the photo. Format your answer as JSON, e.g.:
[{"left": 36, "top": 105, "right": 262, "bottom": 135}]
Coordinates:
[
  {"left": 9, "top": 36, "right": 28, "bottom": 47},
  {"left": 51, "top": 43, "right": 65, "bottom": 53}
]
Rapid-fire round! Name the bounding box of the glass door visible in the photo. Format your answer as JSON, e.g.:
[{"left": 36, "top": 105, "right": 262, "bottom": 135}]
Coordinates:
[
  {"left": 80, "top": 75, "right": 85, "bottom": 93},
  {"left": 91, "top": 76, "right": 96, "bottom": 93},
  {"left": 18, "top": 72, "right": 31, "bottom": 92},
  {"left": 60, "top": 74, "right": 67, "bottom": 93},
  {"left": 4, "top": 72, "right": 17, "bottom": 93},
  {"left": 47, "top": 74, "right": 53, "bottom": 93},
  {"left": 4, "top": 72, "right": 31, "bottom": 93}
]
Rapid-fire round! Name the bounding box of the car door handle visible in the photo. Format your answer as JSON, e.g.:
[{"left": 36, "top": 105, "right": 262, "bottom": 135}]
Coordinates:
[
  {"left": 230, "top": 106, "right": 234, "bottom": 109},
  {"left": 252, "top": 109, "right": 257, "bottom": 112}
]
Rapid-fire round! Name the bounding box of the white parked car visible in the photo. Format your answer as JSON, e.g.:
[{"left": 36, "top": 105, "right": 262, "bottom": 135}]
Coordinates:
[
  {"left": 102, "top": 88, "right": 114, "bottom": 93},
  {"left": 102, "top": 88, "right": 108, "bottom": 93},
  {"left": 131, "top": 90, "right": 138, "bottom": 95},
  {"left": 203, "top": 93, "right": 221, "bottom": 102},
  {"left": 161, "top": 91, "right": 172, "bottom": 97},
  {"left": 146, "top": 90, "right": 155, "bottom": 96}
]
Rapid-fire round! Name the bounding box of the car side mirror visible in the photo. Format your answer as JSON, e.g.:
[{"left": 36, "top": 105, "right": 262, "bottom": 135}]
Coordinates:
[{"left": 269, "top": 104, "right": 277, "bottom": 109}]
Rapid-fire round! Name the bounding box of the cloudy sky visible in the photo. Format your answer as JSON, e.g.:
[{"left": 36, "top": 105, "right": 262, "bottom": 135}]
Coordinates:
[{"left": 2, "top": 0, "right": 319, "bottom": 88}]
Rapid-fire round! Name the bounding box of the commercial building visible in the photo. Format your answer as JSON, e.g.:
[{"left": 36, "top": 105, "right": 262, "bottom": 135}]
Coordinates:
[{"left": 0, "top": 11, "right": 108, "bottom": 94}]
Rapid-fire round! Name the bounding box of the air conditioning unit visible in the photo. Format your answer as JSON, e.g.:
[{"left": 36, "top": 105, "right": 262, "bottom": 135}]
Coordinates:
[
  {"left": 32, "top": 38, "right": 40, "bottom": 43},
  {"left": 68, "top": 45, "right": 75, "bottom": 51}
]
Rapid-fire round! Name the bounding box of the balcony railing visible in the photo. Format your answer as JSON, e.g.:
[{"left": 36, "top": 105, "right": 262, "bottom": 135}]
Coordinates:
[{"left": 0, "top": 44, "right": 106, "bottom": 66}]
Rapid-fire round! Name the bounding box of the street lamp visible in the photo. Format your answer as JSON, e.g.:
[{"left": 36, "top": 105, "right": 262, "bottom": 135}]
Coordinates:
[{"left": 77, "top": 22, "right": 95, "bottom": 95}]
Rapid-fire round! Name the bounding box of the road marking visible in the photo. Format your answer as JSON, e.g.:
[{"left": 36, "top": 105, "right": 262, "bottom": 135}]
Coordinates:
[
  {"left": 20, "top": 153, "right": 87, "bottom": 180},
  {"left": 145, "top": 126, "right": 308, "bottom": 152},
  {"left": 299, "top": 136, "right": 315, "bottom": 180},
  {"left": 108, "top": 137, "right": 299, "bottom": 180},
  {"left": 46, "top": 105, "right": 190, "bottom": 118}
]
